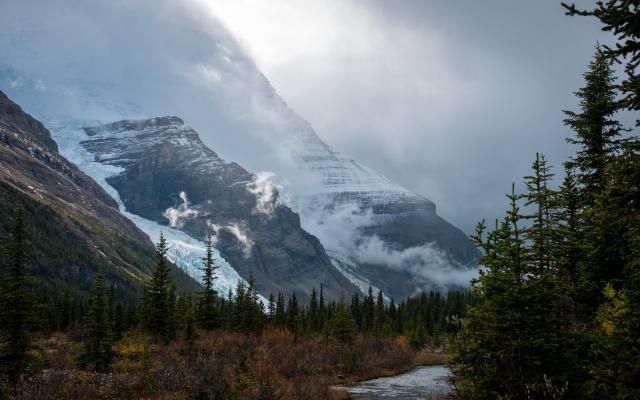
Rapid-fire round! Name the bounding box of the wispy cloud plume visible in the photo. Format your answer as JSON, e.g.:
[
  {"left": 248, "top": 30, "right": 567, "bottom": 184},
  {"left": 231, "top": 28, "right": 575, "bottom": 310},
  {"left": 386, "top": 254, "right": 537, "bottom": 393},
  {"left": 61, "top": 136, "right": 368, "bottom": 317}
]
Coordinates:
[
  {"left": 246, "top": 171, "right": 279, "bottom": 215},
  {"left": 164, "top": 191, "right": 199, "bottom": 228},
  {"left": 207, "top": 221, "right": 254, "bottom": 258}
]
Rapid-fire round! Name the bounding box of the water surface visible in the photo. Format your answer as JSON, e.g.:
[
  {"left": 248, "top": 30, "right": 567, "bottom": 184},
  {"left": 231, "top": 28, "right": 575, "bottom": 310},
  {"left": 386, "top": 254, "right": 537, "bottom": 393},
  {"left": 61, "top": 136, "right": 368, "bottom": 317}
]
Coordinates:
[{"left": 335, "top": 365, "right": 452, "bottom": 399}]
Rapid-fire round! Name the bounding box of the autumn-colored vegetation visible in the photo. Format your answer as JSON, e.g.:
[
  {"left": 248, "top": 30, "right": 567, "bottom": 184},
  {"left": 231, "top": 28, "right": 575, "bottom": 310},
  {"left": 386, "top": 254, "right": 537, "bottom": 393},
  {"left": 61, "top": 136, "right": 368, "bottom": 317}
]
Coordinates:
[{"left": 4, "top": 329, "right": 418, "bottom": 400}]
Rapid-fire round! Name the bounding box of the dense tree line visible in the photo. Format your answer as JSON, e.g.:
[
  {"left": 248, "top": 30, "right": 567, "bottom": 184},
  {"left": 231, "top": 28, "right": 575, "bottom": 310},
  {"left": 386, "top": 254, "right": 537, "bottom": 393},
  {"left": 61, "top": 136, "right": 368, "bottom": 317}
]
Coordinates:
[
  {"left": 0, "top": 208, "right": 471, "bottom": 384},
  {"left": 453, "top": 6, "right": 640, "bottom": 397}
]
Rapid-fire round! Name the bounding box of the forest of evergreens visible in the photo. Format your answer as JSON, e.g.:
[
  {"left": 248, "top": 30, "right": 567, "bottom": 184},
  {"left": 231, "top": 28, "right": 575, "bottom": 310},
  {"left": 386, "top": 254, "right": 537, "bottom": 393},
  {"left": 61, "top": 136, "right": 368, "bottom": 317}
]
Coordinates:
[{"left": 453, "top": 2, "right": 640, "bottom": 399}]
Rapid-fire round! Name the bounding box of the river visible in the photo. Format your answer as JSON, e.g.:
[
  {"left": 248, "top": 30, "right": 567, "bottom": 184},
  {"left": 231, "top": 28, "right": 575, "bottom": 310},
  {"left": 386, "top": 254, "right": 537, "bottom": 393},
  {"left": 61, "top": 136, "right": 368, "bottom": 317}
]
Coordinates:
[{"left": 333, "top": 365, "right": 452, "bottom": 399}]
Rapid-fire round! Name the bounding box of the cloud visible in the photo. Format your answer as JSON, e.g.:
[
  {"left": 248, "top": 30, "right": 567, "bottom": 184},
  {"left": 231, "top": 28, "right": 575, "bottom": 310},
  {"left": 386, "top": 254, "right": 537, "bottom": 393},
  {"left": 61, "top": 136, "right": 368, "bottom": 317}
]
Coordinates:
[
  {"left": 201, "top": 0, "right": 615, "bottom": 234},
  {"left": 354, "top": 236, "right": 478, "bottom": 290},
  {"left": 163, "top": 191, "right": 199, "bottom": 228},
  {"left": 299, "top": 199, "right": 477, "bottom": 290},
  {"left": 207, "top": 221, "right": 254, "bottom": 258},
  {"left": 246, "top": 171, "right": 280, "bottom": 215}
]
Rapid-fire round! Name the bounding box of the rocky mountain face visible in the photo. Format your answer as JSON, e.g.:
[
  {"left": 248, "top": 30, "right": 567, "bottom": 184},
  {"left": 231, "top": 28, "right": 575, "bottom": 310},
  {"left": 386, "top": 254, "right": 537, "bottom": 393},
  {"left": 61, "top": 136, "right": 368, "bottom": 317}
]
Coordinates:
[
  {"left": 293, "top": 123, "right": 477, "bottom": 261},
  {"left": 295, "top": 133, "right": 479, "bottom": 298},
  {"left": 80, "top": 116, "right": 356, "bottom": 301},
  {"left": 263, "top": 106, "right": 479, "bottom": 299},
  {"left": 0, "top": 90, "right": 199, "bottom": 295}
]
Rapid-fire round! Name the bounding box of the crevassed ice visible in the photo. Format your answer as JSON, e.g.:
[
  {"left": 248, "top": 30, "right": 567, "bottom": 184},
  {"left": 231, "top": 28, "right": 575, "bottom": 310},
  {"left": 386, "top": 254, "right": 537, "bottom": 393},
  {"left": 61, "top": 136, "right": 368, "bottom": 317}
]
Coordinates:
[{"left": 45, "top": 119, "right": 253, "bottom": 300}]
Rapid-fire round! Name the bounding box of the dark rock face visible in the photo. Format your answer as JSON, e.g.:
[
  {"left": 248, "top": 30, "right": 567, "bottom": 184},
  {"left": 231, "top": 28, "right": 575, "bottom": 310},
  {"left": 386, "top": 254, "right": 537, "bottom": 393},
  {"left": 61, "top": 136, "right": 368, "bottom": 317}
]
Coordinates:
[
  {"left": 0, "top": 91, "right": 59, "bottom": 152},
  {"left": 81, "top": 117, "right": 356, "bottom": 301},
  {"left": 0, "top": 91, "right": 199, "bottom": 295}
]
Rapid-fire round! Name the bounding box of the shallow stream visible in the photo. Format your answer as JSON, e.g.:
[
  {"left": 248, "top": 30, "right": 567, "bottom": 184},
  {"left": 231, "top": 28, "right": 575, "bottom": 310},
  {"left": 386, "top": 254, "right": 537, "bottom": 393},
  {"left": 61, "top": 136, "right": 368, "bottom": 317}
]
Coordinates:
[{"left": 334, "top": 365, "right": 452, "bottom": 399}]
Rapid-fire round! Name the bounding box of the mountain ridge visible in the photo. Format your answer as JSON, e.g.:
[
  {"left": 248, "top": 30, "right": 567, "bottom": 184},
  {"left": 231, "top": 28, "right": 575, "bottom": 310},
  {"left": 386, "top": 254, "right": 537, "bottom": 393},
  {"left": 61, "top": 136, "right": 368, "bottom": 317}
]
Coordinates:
[{"left": 0, "top": 90, "right": 200, "bottom": 296}]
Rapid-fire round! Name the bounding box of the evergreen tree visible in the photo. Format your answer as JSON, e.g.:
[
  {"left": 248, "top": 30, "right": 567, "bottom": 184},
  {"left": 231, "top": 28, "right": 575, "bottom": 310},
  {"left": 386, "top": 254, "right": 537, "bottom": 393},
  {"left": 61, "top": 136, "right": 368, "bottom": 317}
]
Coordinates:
[
  {"left": 287, "top": 292, "right": 299, "bottom": 333},
  {"left": 588, "top": 140, "right": 640, "bottom": 398},
  {"left": 454, "top": 182, "right": 566, "bottom": 399},
  {"left": 326, "top": 295, "right": 358, "bottom": 345},
  {"left": 0, "top": 208, "right": 38, "bottom": 383},
  {"left": 388, "top": 298, "right": 398, "bottom": 332},
  {"left": 246, "top": 273, "right": 263, "bottom": 334},
  {"left": 232, "top": 280, "right": 246, "bottom": 331},
  {"left": 563, "top": 1, "right": 640, "bottom": 119},
  {"left": 373, "top": 290, "right": 386, "bottom": 337},
  {"left": 350, "top": 292, "right": 362, "bottom": 331},
  {"left": 554, "top": 165, "right": 585, "bottom": 311},
  {"left": 564, "top": 47, "right": 628, "bottom": 311},
  {"left": 275, "top": 292, "right": 286, "bottom": 330},
  {"left": 362, "top": 286, "right": 375, "bottom": 332},
  {"left": 308, "top": 287, "right": 319, "bottom": 333},
  {"left": 564, "top": 46, "right": 625, "bottom": 199},
  {"left": 198, "top": 234, "right": 219, "bottom": 330},
  {"left": 523, "top": 153, "right": 555, "bottom": 272},
  {"left": 79, "top": 273, "right": 113, "bottom": 372},
  {"left": 319, "top": 284, "right": 327, "bottom": 331},
  {"left": 143, "top": 233, "right": 175, "bottom": 342}
]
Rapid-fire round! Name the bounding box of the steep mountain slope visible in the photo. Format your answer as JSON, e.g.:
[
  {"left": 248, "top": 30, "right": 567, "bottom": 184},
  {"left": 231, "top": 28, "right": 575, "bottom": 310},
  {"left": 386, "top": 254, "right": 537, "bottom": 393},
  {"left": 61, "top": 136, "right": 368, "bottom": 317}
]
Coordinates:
[
  {"left": 0, "top": 0, "right": 478, "bottom": 299},
  {"left": 79, "top": 116, "right": 355, "bottom": 300},
  {"left": 271, "top": 108, "right": 479, "bottom": 298},
  {"left": 0, "top": 90, "right": 199, "bottom": 296}
]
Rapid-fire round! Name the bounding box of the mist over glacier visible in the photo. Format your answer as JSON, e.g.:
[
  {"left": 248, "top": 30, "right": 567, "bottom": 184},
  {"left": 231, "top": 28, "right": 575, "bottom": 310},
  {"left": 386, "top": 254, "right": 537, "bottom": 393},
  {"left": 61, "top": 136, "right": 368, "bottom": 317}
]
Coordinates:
[{"left": 0, "top": 0, "right": 478, "bottom": 293}]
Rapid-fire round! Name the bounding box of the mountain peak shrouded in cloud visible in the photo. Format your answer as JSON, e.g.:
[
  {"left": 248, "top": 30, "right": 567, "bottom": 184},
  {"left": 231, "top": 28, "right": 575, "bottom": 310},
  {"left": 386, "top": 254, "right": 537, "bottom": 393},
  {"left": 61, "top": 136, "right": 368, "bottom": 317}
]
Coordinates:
[
  {"left": 202, "top": 0, "right": 615, "bottom": 235},
  {"left": 1, "top": 0, "right": 478, "bottom": 298}
]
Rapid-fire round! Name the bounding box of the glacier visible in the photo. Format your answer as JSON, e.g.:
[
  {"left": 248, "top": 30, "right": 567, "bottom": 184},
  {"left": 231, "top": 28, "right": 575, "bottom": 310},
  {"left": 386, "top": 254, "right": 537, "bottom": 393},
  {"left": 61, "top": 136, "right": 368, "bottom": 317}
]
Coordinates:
[{"left": 44, "top": 118, "right": 251, "bottom": 299}]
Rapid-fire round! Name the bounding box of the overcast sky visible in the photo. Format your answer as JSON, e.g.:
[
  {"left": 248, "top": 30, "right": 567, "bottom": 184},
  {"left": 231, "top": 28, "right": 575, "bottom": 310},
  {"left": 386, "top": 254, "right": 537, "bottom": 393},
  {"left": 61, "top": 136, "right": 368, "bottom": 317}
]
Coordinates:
[{"left": 202, "top": 0, "right": 614, "bottom": 234}]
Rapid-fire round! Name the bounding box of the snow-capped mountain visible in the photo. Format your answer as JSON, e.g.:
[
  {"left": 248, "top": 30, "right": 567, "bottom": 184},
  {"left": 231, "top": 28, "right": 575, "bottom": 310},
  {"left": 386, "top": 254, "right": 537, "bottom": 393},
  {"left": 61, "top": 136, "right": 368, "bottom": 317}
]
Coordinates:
[
  {"left": 0, "top": 0, "right": 478, "bottom": 299},
  {"left": 79, "top": 116, "right": 355, "bottom": 300}
]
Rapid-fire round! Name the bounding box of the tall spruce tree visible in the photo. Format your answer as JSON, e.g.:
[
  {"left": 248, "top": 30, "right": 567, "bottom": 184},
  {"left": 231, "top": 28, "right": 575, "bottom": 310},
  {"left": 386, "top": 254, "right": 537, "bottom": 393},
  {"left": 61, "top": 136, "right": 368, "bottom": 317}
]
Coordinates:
[
  {"left": 308, "top": 287, "right": 319, "bottom": 333},
  {"left": 553, "top": 165, "right": 590, "bottom": 331},
  {"left": 564, "top": 47, "right": 628, "bottom": 310},
  {"left": 0, "top": 208, "right": 38, "bottom": 383},
  {"left": 523, "top": 153, "right": 555, "bottom": 272},
  {"left": 246, "top": 273, "right": 263, "bottom": 334},
  {"left": 287, "top": 292, "right": 299, "bottom": 333},
  {"left": 564, "top": 46, "right": 624, "bottom": 199},
  {"left": 198, "top": 234, "right": 218, "bottom": 330},
  {"left": 373, "top": 290, "right": 386, "bottom": 337},
  {"left": 563, "top": 1, "right": 640, "bottom": 119},
  {"left": 143, "top": 233, "right": 176, "bottom": 342},
  {"left": 362, "top": 286, "right": 375, "bottom": 332},
  {"left": 79, "top": 273, "right": 113, "bottom": 371},
  {"left": 275, "top": 292, "right": 286, "bottom": 330}
]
